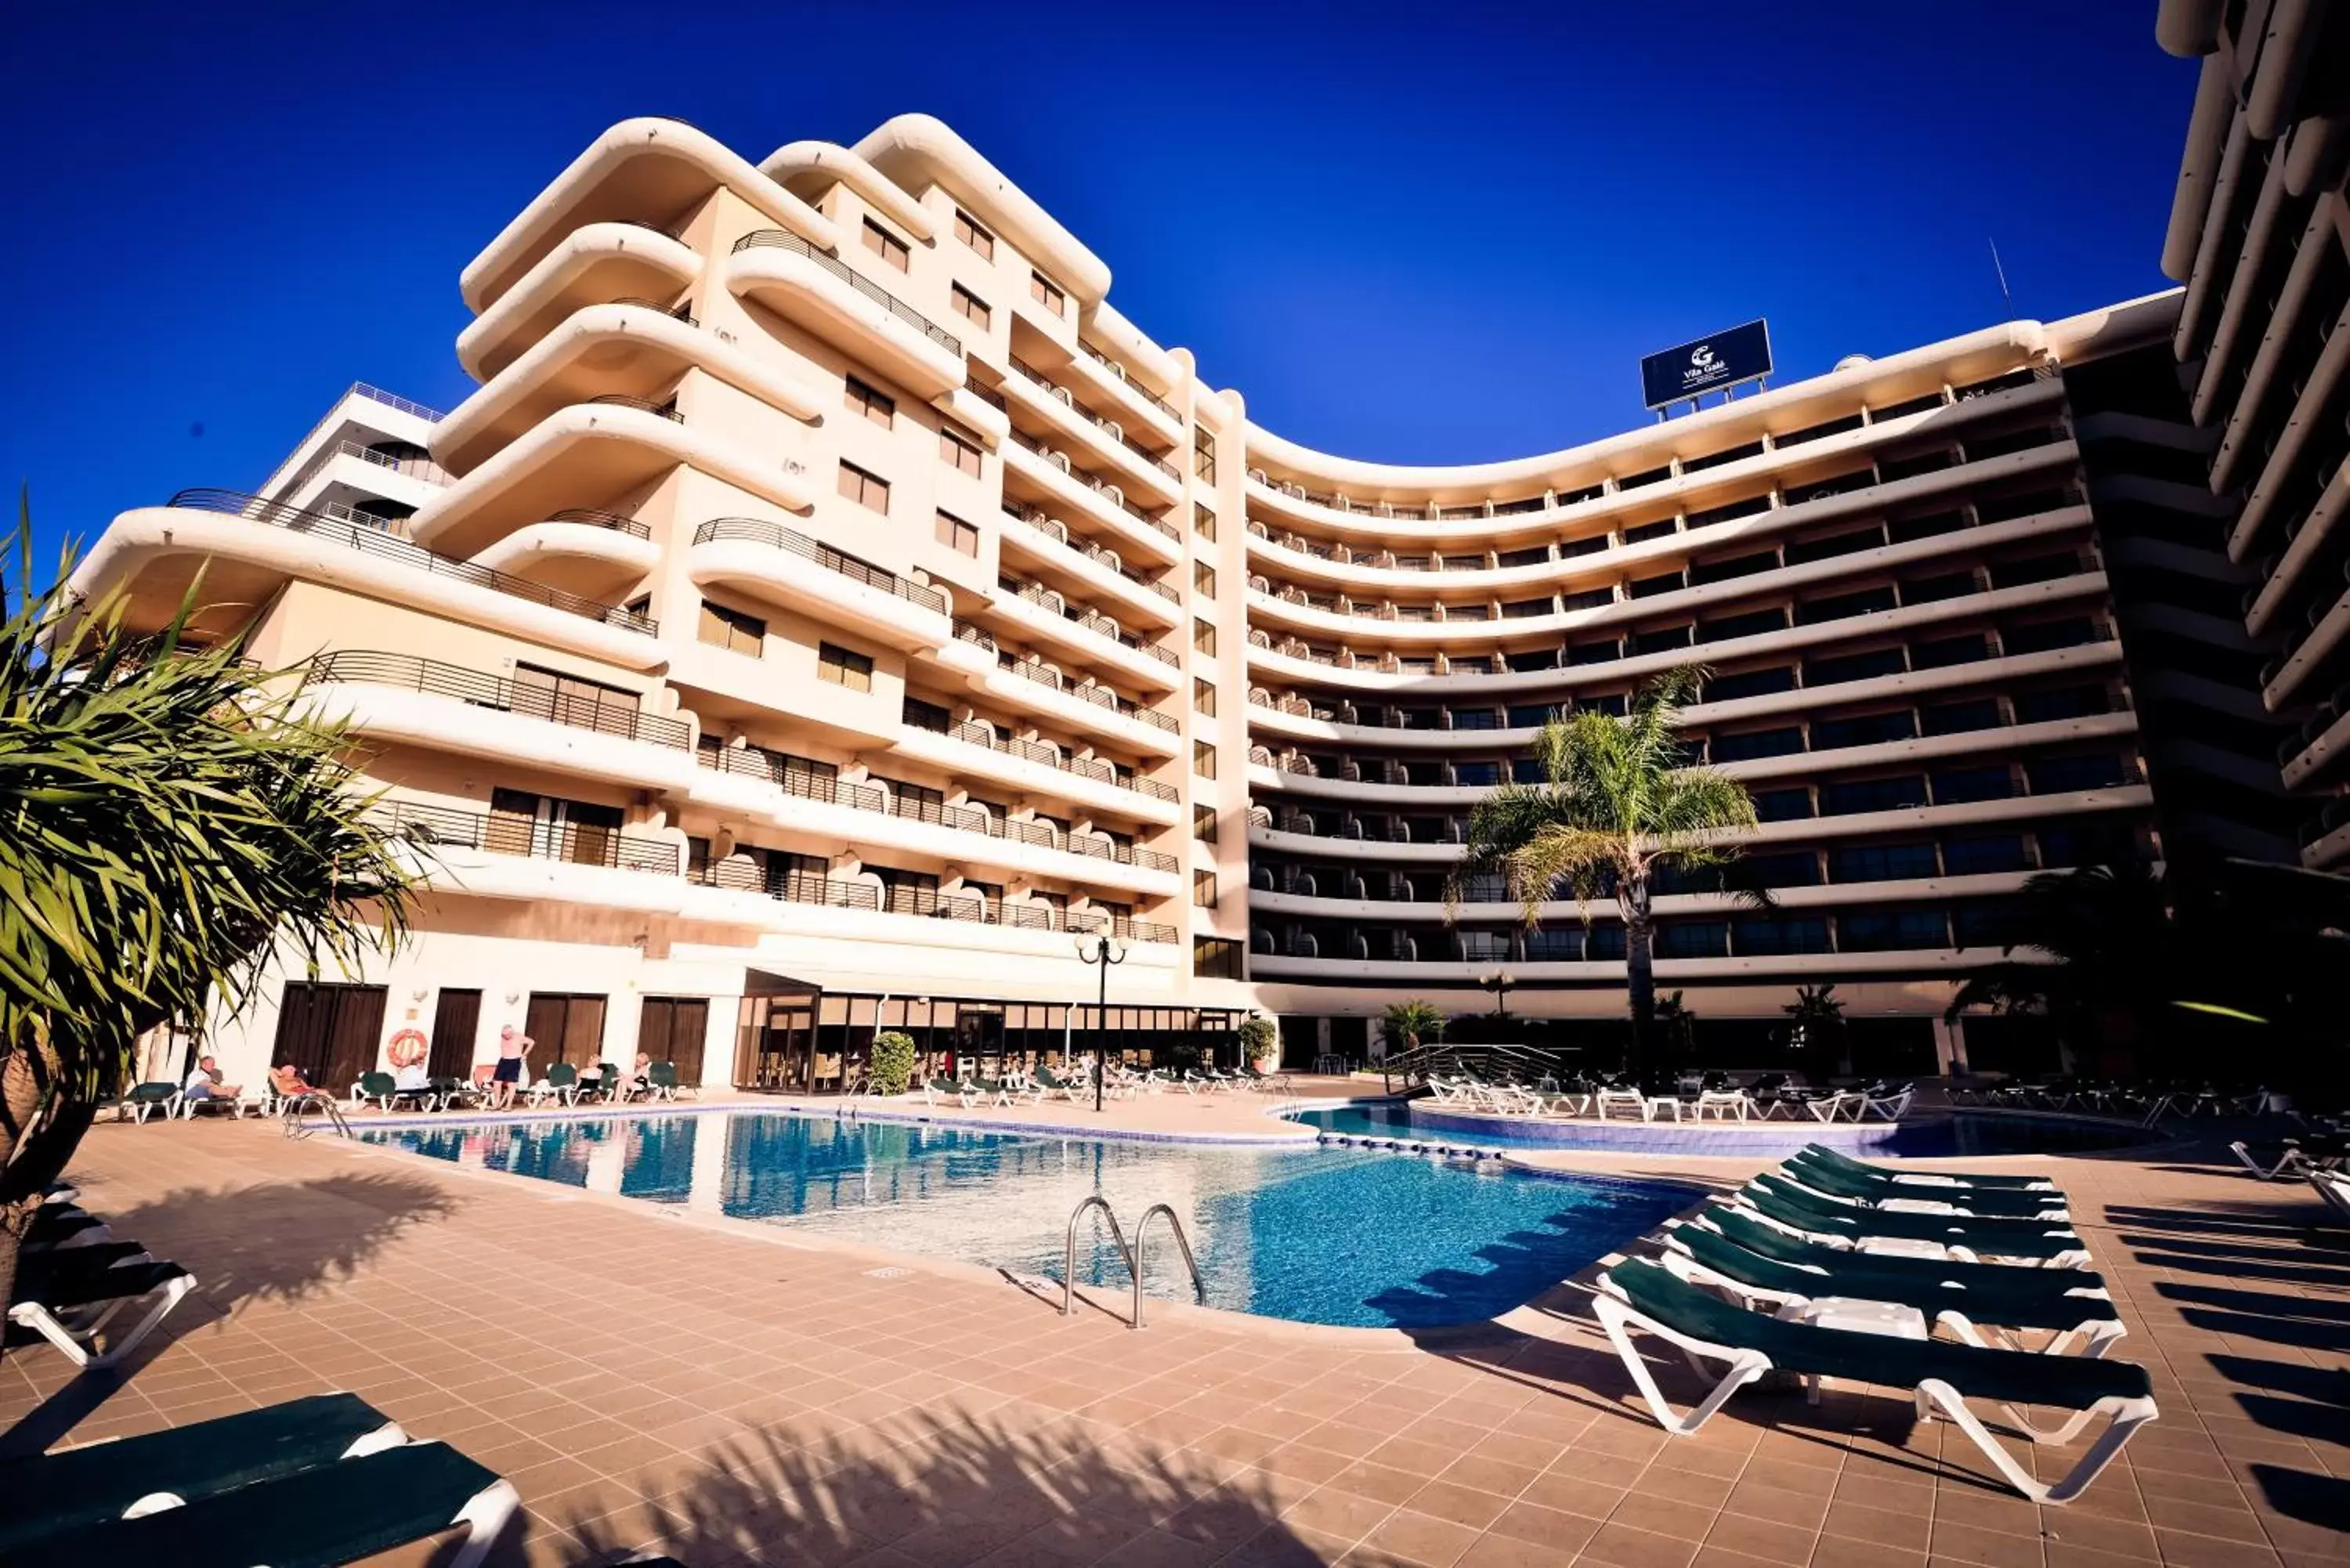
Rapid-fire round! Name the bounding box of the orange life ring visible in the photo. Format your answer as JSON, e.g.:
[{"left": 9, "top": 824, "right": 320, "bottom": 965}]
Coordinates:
[{"left": 386, "top": 1028, "right": 430, "bottom": 1068}]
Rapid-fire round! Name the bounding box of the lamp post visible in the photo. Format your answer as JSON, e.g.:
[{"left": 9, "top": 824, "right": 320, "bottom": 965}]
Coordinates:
[
  {"left": 1482, "top": 968, "right": 1516, "bottom": 1022},
  {"left": 1075, "top": 932, "right": 1127, "bottom": 1112}
]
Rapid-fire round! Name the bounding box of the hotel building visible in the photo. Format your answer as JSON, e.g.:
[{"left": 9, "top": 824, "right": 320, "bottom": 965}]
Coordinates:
[
  {"left": 74, "top": 116, "right": 2234, "bottom": 1089},
  {"left": 2155, "top": 0, "right": 2350, "bottom": 868}
]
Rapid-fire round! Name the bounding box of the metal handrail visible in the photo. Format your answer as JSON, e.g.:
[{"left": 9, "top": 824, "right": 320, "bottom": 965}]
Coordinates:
[
  {"left": 694, "top": 518, "right": 949, "bottom": 615},
  {"left": 1007, "top": 356, "right": 1181, "bottom": 479},
  {"left": 1130, "top": 1204, "right": 1208, "bottom": 1328},
  {"left": 589, "top": 393, "right": 682, "bottom": 422},
  {"left": 545, "top": 507, "right": 653, "bottom": 540},
  {"left": 1062, "top": 1195, "right": 1137, "bottom": 1320},
  {"left": 165, "top": 490, "right": 658, "bottom": 634},
  {"left": 611, "top": 296, "right": 698, "bottom": 327},
  {"left": 731, "top": 228, "right": 964, "bottom": 356},
  {"left": 933, "top": 714, "right": 1178, "bottom": 803},
  {"left": 1079, "top": 342, "right": 1182, "bottom": 423},
  {"left": 372, "top": 799, "right": 680, "bottom": 876},
  {"left": 309, "top": 651, "right": 691, "bottom": 749}
]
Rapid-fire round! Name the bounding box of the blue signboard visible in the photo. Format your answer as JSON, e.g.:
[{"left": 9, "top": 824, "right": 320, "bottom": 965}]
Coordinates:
[{"left": 1640, "top": 320, "right": 1773, "bottom": 410}]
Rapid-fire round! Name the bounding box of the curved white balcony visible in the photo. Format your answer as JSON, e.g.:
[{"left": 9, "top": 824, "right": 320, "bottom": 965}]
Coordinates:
[
  {"left": 998, "top": 508, "right": 1181, "bottom": 628},
  {"left": 1244, "top": 439, "right": 2081, "bottom": 602},
  {"left": 758, "top": 139, "right": 935, "bottom": 241},
  {"left": 378, "top": 800, "right": 685, "bottom": 916},
  {"left": 1003, "top": 438, "right": 1182, "bottom": 566},
  {"left": 725, "top": 232, "right": 965, "bottom": 399},
  {"left": 937, "top": 385, "right": 1011, "bottom": 449},
  {"left": 1249, "top": 869, "right": 2034, "bottom": 923},
  {"left": 70, "top": 498, "right": 665, "bottom": 670},
  {"left": 1244, "top": 570, "right": 2111, "bottom": 696},
  {"left": 407, "top": 400, "right": 815, "bottom": 559},
  {"left": 469, "top": 511, "right": 663, "bottom": 589},
  {"left": 976, "top": 663, "right": 1181, "bottom": 757},
  {"left": 1248, "top": 948, "right": 1995, "bottom": 985},
  {"left": 984, "top": 584, "right": 1181, "bottom": 692},
  {"left": 687, "top": 518, "right": 953, "bottom": 651},
  {"left": 301, "top": 656, "right": 699, "bottom": 792},
  {"left": 1235, "top": 322, "right": 2056, "bottom": 520},
  {"left": 849, "top": 113, "right": 1112, "bottom": 303},
  {"left": 1246, "top": 785, "right": 2154, "bottom": 863},
  {"left": 891, "top": 721, "right": 1181, "bottom": 826},
  {"left": 684, "top": 757, "right": 1179, "bottom": 898},
  {"left": 458, "top": 223, "right": 704, "bottom": 380},
  {"left": 461, "top": 117, "right": 837, "bottom": 313},
  {"left": 998, "top": 358, "right": 1182, "bottom": 507},
  {"left": 435, "top": 304, "right": 823, "bottom": 475},
  {"left": 1060, "top": 340, "right": 1185, "bottom": 446},
  {"left": 1248, "top": 641, "right": 2128, "bottom": 751}
]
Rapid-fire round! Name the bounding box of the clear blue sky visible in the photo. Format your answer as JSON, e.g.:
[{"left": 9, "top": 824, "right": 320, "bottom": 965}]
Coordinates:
[{"left": 1, "top": 2, "right": 2190, "bottom": 579}]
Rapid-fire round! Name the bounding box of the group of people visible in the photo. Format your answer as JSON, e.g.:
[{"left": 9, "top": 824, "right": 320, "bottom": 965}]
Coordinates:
[{"left": 238, "top": 1024, "right": 660, "bottom": 1111}]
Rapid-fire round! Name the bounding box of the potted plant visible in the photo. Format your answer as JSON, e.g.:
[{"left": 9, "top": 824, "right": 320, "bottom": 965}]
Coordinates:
[
  {"left": 867, "top": 1031, "right": 918, "bottom": 1097},
  {"left": 1236, "top": 1014, "right": 1279, "bottom": 1072}
]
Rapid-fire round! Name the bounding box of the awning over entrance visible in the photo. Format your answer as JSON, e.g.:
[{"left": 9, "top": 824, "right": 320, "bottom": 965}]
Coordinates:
[{"left": 743, "top": 968, "right": 821, "bottom": 999}]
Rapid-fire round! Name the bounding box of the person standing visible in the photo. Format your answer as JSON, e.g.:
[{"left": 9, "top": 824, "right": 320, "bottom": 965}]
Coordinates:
[{"left": 491, "top": 1024, "right": 532, "bottom": 1109}]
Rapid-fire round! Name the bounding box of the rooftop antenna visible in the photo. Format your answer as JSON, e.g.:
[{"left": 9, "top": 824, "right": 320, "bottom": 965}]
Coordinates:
[{"left": 1988, "top": 237, "right": 2015, "bottom": 316}]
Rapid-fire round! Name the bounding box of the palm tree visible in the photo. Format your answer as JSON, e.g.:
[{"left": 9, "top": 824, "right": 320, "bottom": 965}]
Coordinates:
[
  {"left": 1449, "top": 664, "right": 1758, "bottom": 1074},
  {"left": 1783, "top": 982, "right": 1846, "bottom": 1083},
  {"left": 1380, "top": 999, "right": 1445, "bottom": 1057},
  {"left": 1944, "top": 862, "right": 2176, "bottom": 1071},
  {"left": 0, "top": 515, "right": 418, "bottom": 1344}
]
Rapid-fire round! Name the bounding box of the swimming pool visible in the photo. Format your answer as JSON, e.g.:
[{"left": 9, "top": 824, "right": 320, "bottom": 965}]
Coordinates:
[
  {"left": 362, "top": 1111, "right": 1697, "bottom": 1329},
  {"left": 1289, "top": 1103, "right": 2152, "bottom": 1158}
]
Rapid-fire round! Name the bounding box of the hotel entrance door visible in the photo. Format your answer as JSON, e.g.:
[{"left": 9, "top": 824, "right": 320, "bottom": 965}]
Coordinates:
[{"left": 732, "top": 971, "right": 822, "bottom": 1092}]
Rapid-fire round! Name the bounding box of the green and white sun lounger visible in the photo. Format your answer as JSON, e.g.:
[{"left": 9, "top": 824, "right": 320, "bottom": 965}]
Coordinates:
[
  {"left": 0, "top": 1392, "right": 409, "bottom": 1557},
  {"left": 9, "top": 1437, "right": 519, "bottom": 1568},
  {"left": 1593, "top": 1258, "right": 2156, "bottom": 1504},
  {"left": 1661, "top": 1216, "right": 2126, "bottom": 1356},
  {"left": 1704, "top": 1206, "right": 2105, "bottom": 1297},
  {"left": 1795, "top": 1141, "right": 2061, "bottom": 1193},
  {"left": 1737, "top": 1176, "right": 2092, "bottom": 1266},
  {"left": 7, "top": 1256, "right": 195, "bottom": 1369},
  {"left": 1783, "top": 1152, "right": 2070, "bottom": 1219}
]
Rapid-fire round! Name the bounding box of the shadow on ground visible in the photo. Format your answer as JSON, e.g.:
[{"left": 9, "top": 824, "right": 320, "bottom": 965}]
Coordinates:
[
  {"left": 555, "top": 1404, "right": 1325, "bottom": 1567},
  {"left": 1, "top": 1169, "right": 460, "bottom": 1458}
]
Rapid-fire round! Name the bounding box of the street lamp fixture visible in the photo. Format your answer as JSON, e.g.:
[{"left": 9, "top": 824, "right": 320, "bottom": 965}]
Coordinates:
[
  {"left": 1481, "top": 968, "right": 1517, "bottom": 1021},
  {"left": 1075, "top": 932, "right": 1127, "bottom": 1112}
]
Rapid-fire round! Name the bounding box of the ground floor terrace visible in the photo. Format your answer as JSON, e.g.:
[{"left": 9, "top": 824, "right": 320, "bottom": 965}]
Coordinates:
[{"left": 10, "top": 1095, "right": 2349, "bottom": 1567}]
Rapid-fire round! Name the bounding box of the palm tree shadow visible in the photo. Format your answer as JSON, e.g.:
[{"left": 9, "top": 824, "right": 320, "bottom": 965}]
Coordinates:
[
  {"left": 556, "top": 1405, "right": 1323, "bottom": 1567},
  {"left": 2, "top": 1171, "right": 461, "bottom": 1457}
]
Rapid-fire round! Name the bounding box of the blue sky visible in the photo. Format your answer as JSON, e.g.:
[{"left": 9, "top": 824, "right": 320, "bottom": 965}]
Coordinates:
[{"left": 0, "top": 2, "right": 2190, "bottom": 580}]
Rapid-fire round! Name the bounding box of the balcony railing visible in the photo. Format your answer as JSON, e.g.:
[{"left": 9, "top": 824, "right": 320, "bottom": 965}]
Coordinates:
[
  {"left": 991, "top": 649, "right": 1180, "bottom": 733},
  {"left": 1003, "top": 505, "right": 1180, "bottom": 602},
  {"left": 309, "top": 652, "right": 691, "bottom": 749},
  {"left": 372, "top": 799, "right": 679, "bottom": 876},
  {"left": 611, "top": 296, "right": 699, "bottom": 328},
  {"left": 166, "top": 490, "right": 659, "bottom": 634},
  {"left": 545, "top": 506, "right": 653, "bottom": 540},
  {"left": 693, "top": 518, "right": 949, "bottom": 615},
  {"left": 697, "top": 745, "right": 1177, "bottom": 873},
  {"left": 277, "top": 439, "right": 453, "bottom": 506},
  {"left": 730, "top": 229, "right": 963, "bottom": 356},
  {"left": 1007, "top": 356, "right": 1181, "bottom": 480},
  {"left": 589, "top": 393, "right": 682, "bottom": 422},
  {"left": 687, "top": 855, "right": 1174, "bottom": 941},
  {"left": 920, "top": 707, "right": 1180, "bottom": 804},
  {"left": 1007, "top": 581, "right": 1180, "bottom": 666},
  {"left": 1007, "top": 429, "right": 1179, "bottom": 539},
  {"left": 1079, "top": 342, "right": 1182, "bottom": 424}
]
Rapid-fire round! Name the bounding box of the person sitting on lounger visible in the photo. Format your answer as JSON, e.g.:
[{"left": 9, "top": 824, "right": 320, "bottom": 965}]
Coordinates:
[
  {"left": 183, "top": 1057, "right": 243, "bottom": 1104},
  {"left": 392, "top": 1060, "right": 432, "bottom": 1094},
  {"left": 269, "top": 1063, "right": 324, "bottom": 1100}
]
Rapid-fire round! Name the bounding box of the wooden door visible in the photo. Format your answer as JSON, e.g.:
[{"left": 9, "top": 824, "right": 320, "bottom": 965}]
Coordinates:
[
  {"left": 525, "top": 992, "right": 608, "bottom": 1067},
  {"left": 273, "top": 982, "right": 387, "bottom": 1090},
  {"left": 638, "top": 996, "right": 709, "bottom": 1084},
  {"left": 428, "top": 989, "right": 481, "bottom": 1079}
]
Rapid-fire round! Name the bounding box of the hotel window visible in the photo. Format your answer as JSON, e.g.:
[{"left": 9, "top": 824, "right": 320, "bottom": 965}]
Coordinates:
[
  {"left": 844, "top": 377, "right": 894, "bottom": 428},
  {"left": 939, "top": 426, "right": 982, "bottom": 478},
  {"left": 950, "top": 284, "right": 991, "bottom": 330},
  {"left": 861, "top": 218, "right": 909, "bottom": 272},
  {"left": 1194, "top": 561, "right": 1216, "bottom": 597},
  {"left": 697, "top": 600, "right": 765, "bottom": 657},
  {"left": 935, "top": 510, "right": 979, "bottom": 557},
  {"left": 818, "top": 642, "right": 874, "bottom": 692},
  {"left": 953, "top": 208, "right": 995, "bottom": 258},
  {"left": 1029, "top": 270, "right": 1066, "bottom": 316},
  {"left": 1193, "top": 618, "right": 1216, "bottom": 656},
  {"left": 1193, "top": 869, "right": 1217, "bottom": 908},
  {"left": 1194, "top": 804, "right": 1217, "bottom": 843},
  {"left": 1194, "top": 740, "right": 1217, "bottom": 778},
  {"left": 1194, "top": 430, "right": 1217, "bottom": 485},
  {"left": 1194, "top": 938, "right": 1242, "bottom": 981},
  {"left": 1193, "top": 677, "right": 1216, "bottom": 716},
  {"left": 1194, "top": 503, "right": 1216, "bottom": 541},
  {"left": 837, "top": 461, "right": 890, "bottom": 514}
]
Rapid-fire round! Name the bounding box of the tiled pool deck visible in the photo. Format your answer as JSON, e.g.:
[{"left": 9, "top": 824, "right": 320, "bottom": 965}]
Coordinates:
[{"left": 8, "top": 1101, "right": 2349, "bottom": 1567}]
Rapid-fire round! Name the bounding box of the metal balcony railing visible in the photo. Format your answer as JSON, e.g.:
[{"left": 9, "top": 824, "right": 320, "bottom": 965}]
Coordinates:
[
  {"left": 588, "top": 393, "right": 682, "bottom": 422},
  {"left": 308, "top": 652, "right": 691, "bottom": 749},
  {"left": 1007, "top": 356, "right": 1181, "bottom": 480},
  {"left": 545, "top": 507, "right": 652, "bottom": 540},
  {"left": 166, "top": 490, "right": 657, "bottom": 634},
  {"left": 990, "top": 652, "right": 1179, "bottom": 733},
  {"left": 731, "top": 229, "right": 963, "bottom": 356},
  {"left": 687, "top": 854, "right": 1175, "bottom": 941},
  {"left": 927, "top": 715, "right": 1180, "bottom": 804},
  {"left": 372, "top": 799, "right": 679, "bottom": 876},
  {"left": 1003, "top": 505, "right": 1181, "bottom": 602},
  {"left": 1078, "top": 342, "right": 1182, "bottom": 424},
  {"left": 1006, "top": 429, "right": 1178, "bottom": 539},
  {"left": 693, "top": 518, "right": 948, "bottom": 615},
  {"left": 611, "top": 297, "right": 698, "bottom": 327}
]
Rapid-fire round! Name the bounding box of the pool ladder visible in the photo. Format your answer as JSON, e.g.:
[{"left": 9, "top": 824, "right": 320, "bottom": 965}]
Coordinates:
[{"left": 1058, "top": 1196, "right": 1206, "bottom": 1329}]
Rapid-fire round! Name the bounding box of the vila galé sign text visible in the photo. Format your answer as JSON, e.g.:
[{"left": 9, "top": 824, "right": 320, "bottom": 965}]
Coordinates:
[{"left": 1640, "top": 320, "right": 1773, "bottom": 410}]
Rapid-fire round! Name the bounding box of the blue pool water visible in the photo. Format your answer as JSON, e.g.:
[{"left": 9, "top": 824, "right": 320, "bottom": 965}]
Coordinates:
[
  {"left": 363, "top": 1111, "right": 1696, "bottom": 1328},
  {"left": 1289, "top": 1103, "right": 2150, "bottom": 1158}
]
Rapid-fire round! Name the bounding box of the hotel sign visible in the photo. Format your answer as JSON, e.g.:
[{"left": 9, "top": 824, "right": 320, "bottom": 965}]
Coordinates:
[{"left": 1640, "top": 319, "right": 1773, "bottom": 410}]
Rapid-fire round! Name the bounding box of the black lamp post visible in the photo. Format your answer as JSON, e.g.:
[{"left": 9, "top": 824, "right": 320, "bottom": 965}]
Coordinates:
[
  {"left": 1076, "top": 932, "right": 1127, "bottom": 1111},
  {"left": 1483, "top": 968, "right": 1516, "bottom": 1021}
]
